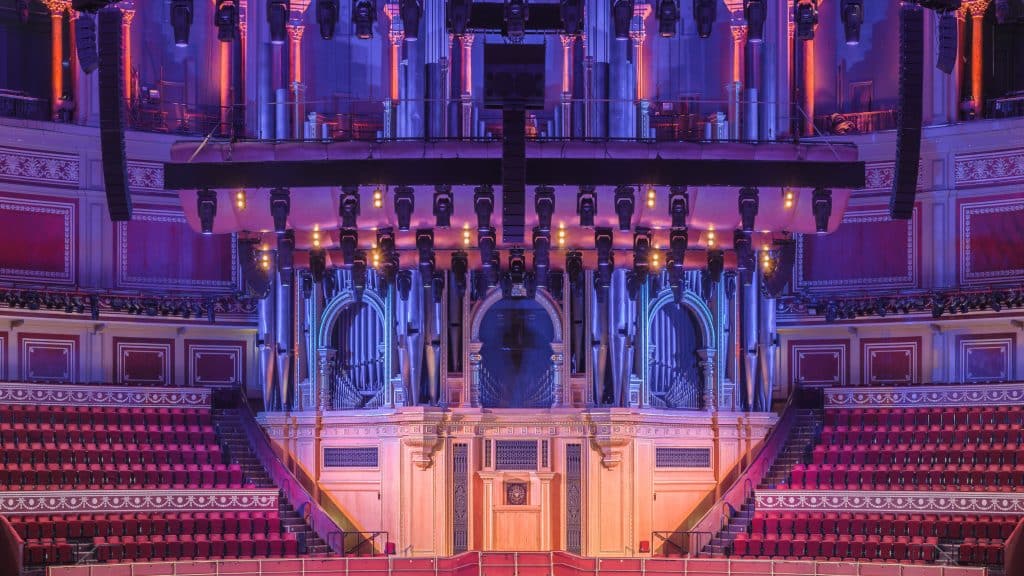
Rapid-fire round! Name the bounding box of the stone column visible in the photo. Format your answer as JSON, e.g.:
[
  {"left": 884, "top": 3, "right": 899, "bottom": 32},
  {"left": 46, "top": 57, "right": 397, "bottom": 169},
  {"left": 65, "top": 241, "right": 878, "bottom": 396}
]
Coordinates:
[
  {"left": 288, "top": 23, "right": 305, "bottom": 138},
  {"left": 467, "top": 346, "right": 482, "bottom": 407},
  {"left": 550, "top": 350, "right": 565, "bottom": 407},
  {"left": 121, "top": 3, "right": 135, "bottom": 101},
  {"left": 460, "top": 34, "right": 475, "bottom": 138},
  {"left": 729, "top": 16, "right": 747, "bottom": 84},
  {"left": 630, "top": 5, "right": 650, "bottom": 139},
  {"left": 963, "top": 1, "right": 992, "bottom": 118},
  {"left": 317, "top": 347, "right": 336, "bottom": 411},
  {"left": 43, "top": 0, "right": 69, "bottom": 120},
  {"left": 697, "top": 348, "right": 717, "bottom": 412},
  {"left": 560, "top": 35, "right": 574, "bottom": 138}
]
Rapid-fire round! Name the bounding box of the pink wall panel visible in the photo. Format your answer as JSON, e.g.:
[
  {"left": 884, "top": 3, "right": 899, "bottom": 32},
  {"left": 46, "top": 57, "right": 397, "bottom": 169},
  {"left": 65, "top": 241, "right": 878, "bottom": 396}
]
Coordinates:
[
  {"left": 18, "top": 333, "right": 78, "bottom": 383},
  {"left": 795, "top": 206, "right": 919, "bottom": 292},
  {"left": 0, "top": 193, "right": 76, "bottom": 285},
  {"left": 957, "top": 333, "right": 1017, "bottom": 383},
  {"left": 860, "top": 337, "right": 921, "bottom": 385},
  {"left": 788, "top": 339, "right": 850, "bottom": 387},
  {"left": 185, "top": 339, "right": 246, "bottom": 387},
  {"left": 113, "top": 337, "right": 174, "bottom": 386},
  {"left": 958, "top": 197, "right": 1024, "bottom": 285},
  {"left": 115, "top": 207, "right": 238, "bottom": 292}
]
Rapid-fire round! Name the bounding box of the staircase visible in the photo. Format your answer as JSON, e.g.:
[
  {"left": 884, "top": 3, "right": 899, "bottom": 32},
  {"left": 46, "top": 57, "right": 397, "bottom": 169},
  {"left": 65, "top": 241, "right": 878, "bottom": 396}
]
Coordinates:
[
  {"left": 212, "top": 408, "right": 333, "bottom": 557},
  {"left": 703, "top": 408, "right": 824, "bottom": 558}
]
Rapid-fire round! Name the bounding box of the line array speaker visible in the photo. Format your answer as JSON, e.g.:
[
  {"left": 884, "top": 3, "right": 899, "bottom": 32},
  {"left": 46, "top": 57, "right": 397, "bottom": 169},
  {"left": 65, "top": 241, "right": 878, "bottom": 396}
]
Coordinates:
[
  {"left": 890, "top": 2, "right": 923, "bottom": 221},
  {"left": 98, "top": 7, "right": 132, "bottom": 222}
]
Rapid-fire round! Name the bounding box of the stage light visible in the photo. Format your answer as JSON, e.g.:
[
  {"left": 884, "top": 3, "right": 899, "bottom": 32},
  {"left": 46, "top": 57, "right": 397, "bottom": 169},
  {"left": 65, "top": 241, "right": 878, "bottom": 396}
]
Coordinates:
[
  {"left": 738, "top": 186, "right": 759, "bottom": 232},
  {"left": 734, "top": 230, "right": 753, "bottom": 271},
  {"left": 669, "top": 186, "right": 688, "bottom": 228},
  {"left": 214, "top": 0, "right": 240, "bottom": 42},
  {"left": 89, "top": 295, "right": 100, "bottom": 320},
  {"left": 377, "top": 227, "right": 397, "bottom": 283},
  {"left": 447, "top": 0, "right": 472, "bottom": 36},
  {"left": 316, "top": 0, "right": 340, "bottom": 39},
  {"left": 566, "top": 250, "right": 583, "bottom": 292},
  {"left": 657, "top": 0, "right": 680, "bottom": 38},
  {"left": 633, "top": 228, "right": 652, "bottom": 281},
  {"left": 669, "top": 227, "right": 687, "bottom": 269},
  {"left": 535, "top": 186, "right": 555, "bottom": 233},
  {"left": 693, "top": 0, "right": 716, "bottom": 39},
  {"left": 841, "top": 0, "right": 863, "bottom": 45},
  {"left": 812, "top": 187, "right": 832, "bottom": 234},
  {"left": 595, "top": 227, "right": 614, "bottom": 290},
  {"left": 352, "top": 250, "right": 368, "bottom": 300},
  {"left": 394, "top": 186, "right": 415, "bottom": 231},
  {"left": 504, "top": 0, "right": 528, "bottom": 41},
  {"left": 270, "top": 187, "right": 290, "bottom": 234},
  {"left": 479, "top": 226, "right": 497, "bottom": 282},
  {"left": 577, "top": 186, "right": 596, "bottom": 227},
  {"left": 277, "top": 230, "right": 295, "bottom": 283},
  {"left": 268, "top": 0, "right": 290, "bottom": 45},
  {"left": 558, "top": 222, "right": 567, "bottom": 247},
  {"left": 434, "top": 185, "right": 453, "bottom": 228},
  {"left": 796, "top": 0, "right": 818, "bottom": 41},
  {"left": 310, "top": 249, "right": 327, "bottom": 283},
  {"left": 400, "top": 0, "right": 422, "bottom": 40},
  {"left": 452, "top": 251, "right": 469, "bottom": 294},
  {"left": 235, "top": 189, "right": 246, "bottom": 210},
  {"left": 706, "top": 249, "right": 724, "bottom": 283},
  {"left": 706, "top": 227, "right": 716, "bottom": 248},
  {"left": 613, "top": 0, "right": 634, "bottom": 40},
  {"left": 417, "top": 229, "right": 435, "bottom": 286},
  {"left": 353, "top": 0, "right": 376, "bottom": 39},
  {"left": 197, "top": 188, "right": 217, "bottom": 235},
  {"left": 645, "top": 186, "right": 656, "bottom": 208},
  {"left": 260, "top": 252, "right": 271, "bottom": 271},
  {"left": 533, "top": 227, "right": 551, "bottom": 289},
  {"left": 560, "top": 0, "right": 583, "bottom": 35},
  {"left": 474, "top": 185, "right": 494, "bottom": 230},
  {"left": 340, "top": 228, "right": 358, "bottom": 267},
  {"left": 170, "top": 1, "right": 194, "bottom": 47},
  {"left": 744, "top": 0, "right": 765, "bottom": 43},
  {"left": 372, "top": 186, "right": 383, "bottom": 209},
  {"left": 614, "top": 186, "right": 635, "bottom": 231},
  {"left": 462, "top": 222, "right": 472, "bottom": 246},
  {"left": 783, "top": 188, "right": 795, "bottom": 209},
  {"left": 312, "top": 224, "right": 323, "bottom": 249}
]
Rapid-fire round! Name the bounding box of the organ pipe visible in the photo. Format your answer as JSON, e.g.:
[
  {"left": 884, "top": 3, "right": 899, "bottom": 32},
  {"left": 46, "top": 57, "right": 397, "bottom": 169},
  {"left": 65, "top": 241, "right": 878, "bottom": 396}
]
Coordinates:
[
  {"left": 275, "top": 267, "right": 294, "bottom": 409},
  {"left": 258, "top": 257, "right": 277, "bottom": 409},
  {"left": 740, "top": 266, "right": 759, "bottom": 412}
]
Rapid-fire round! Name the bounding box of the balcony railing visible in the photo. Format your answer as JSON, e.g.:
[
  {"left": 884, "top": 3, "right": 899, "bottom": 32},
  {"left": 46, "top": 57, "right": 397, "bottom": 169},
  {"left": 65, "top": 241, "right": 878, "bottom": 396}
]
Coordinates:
[
  {"left": 0, "top": 91, "right": 50, "bottom": 122},
  {"left": 813, "top": 109, "right": 897, "bottom": 136},
  {"left": 988, "top": 92, "right": 1024, "bottom": 119}
]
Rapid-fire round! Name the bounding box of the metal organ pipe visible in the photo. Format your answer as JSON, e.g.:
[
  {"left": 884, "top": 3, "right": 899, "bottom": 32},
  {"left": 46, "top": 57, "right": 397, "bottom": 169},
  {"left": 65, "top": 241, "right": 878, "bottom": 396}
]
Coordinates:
[
  {"left": 740, "top": 266, "right": 759, "bottom": 412},
  {"left": 758, "top": 289, "right": 777, "bottom": 412},
  {"left": 275, "top": 268, "right": 295, "bottom": 409},
  {"left": 258, "top": 262, "right": 277, "bottom": 409}
]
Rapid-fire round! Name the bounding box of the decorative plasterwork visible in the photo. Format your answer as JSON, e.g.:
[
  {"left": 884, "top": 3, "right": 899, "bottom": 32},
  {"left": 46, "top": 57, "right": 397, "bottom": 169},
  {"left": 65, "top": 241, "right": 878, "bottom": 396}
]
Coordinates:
[
  {"left": 0, "top": 489, "right": 278, "bottom": 516},
  {"left": 0, "top": 382, "right": 211, "bottom": 407},
  {"left": 127, "top": 161, "right": 165, "bottom": 192},
  {"left": 0, "top": 196, "right": 76, "bottom": 284},
  {"left": 954, "top": 148, "right": 1024, "bottom": 188},
  {"left": 959, "top": 197, "right": 1024, "bottom": 285},
  {"left": 958, "top": 334, "right": 1016, "bottom": 383},
  {"left": 861, "top": 161, "right": 924, "bottom": 193},
  {"left": 824, "top": 382, "right": 1024, "bottom": 408},
  {"left": 789, "top": 340, "right": 848, "bottom": 387},
  {"left": 756, "top": 490, "right": 1024, "bottom": 515},
  {"left": 861, "top": 338, "right": 919, "bottom": 385},
  {"left": 0, "top": 147, "right": 79, "bottom": 187}
]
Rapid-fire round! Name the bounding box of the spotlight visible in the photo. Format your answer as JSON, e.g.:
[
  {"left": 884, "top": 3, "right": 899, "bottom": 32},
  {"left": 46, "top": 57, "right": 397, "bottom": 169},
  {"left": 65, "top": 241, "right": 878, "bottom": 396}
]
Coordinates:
[
  {"left": 812, "top": 187, "right": 832, "bottom": 234},
  {"left": 744, "top": 0, "right": 765, "bottom": 43},
  {"left": 169, "top": 1, "right": 195, "bottom": 47},
  {"left": 352, "top": 250, "right": 368, "bottom": 301},
  {"left": 431, "top": 272, "right": 445, "bottom": 302},
  {"left": 316, "top": 0, "right": 340, "bottom": 39},
  {"left": 89, "top": 294, "right": 100, "bottom": 320},
  {"left": 633, "top": 228, "right": 652, "bottom": 281},
  {"left": 434, "top": 185, "right": 453, "bottom": 228},
  {"left": 394, "top": 186, "right": 415, "bottom": 231},
  {"left": 840, "top": 0, "right": 863, "bottom": 45},
  {"left": 268, "top": 0, "right": 290, "bottom": 45},
  {"left": 447, "top": 0, "right": 472, "bottom": 36},
  {"left": 931, "top": 300, "right": 945, "bottom": 319},
  {"left": 733, "top": 230, "right": 753, "bottom": 271},
  {"left": 560, "top": 0, "right": 583, "bottom": 35},
  {"left": 340, "top": 228, "right": 359, "bottom": 267},
  {"left": 214, "top": 0, "right": 240, "bottom": 42},
  {"left": 277, "top": 231, "right": 295, "bottom": 283},
  {"left": 783, "top": 188, "right": 795, "bottom": 209},
  {"left": 309, "top": 249, "right": 327, "bottom": 283},
  {"left": 400, "top": 0, "right": 422, "bottom": 40},
  {"left": 479, "top": 226, "right": 497, "bottom": 284},
  {"left": 417, "top": 229, "right": 435, "bottom": 286},
  {"left": 397, "top": 270, "right": 413, "bottom": 301},
  {"left": 339, "top": 188, "right": 360, "bottom": 228},
  {"left": 566, "top": 250, "right": 584, "bottom": 296},
  {"left": 669, "top": 227, "right": 688, "bottom": 270},
  {"left": 693, "top": 0, "right": 716, "bottom": 39},
  {"left": 452, "top": 251, "right": 469, "bottom": 294},
  {"left": 795, "top": 0, "right": 818, "bottom": 41},
  {"left": 614, "top": 186, "right": 635, "bottom": 231},
  {"left": 594, "top": 227, "right": 614, "bottom": 290},
  {"left": 657, "top": 0, "right": 680, "bottom": 38},
  {"left": 613, "top": 0, "right": 634, "bottom": 40},
  {"left": 738, "top": 186, "right": 759, "bottom": 232},
  {"left": 353, "top": 0, "right": 377, "bottom": 39},
  {"left": 535, "top": 186, "right": 555, "bottom": 233},
  {"left": 875, "top": 297, "right": 888, "bottom": 317},
  {"left": 474, "top": 185, "right": 494, "bottom": 230},
  {"left": 706, "top": 249, "right": 724, "bottom": 283},
  {"left": 825, "top": 301, "right": 838, "bottom": 323},
  {"left": 372, "top": 186, "right": 384, "bottom": 209},
  {"left": 207, "top": 300, "right": 217, "bottom": 323},
  {"left": 577, "top": 186, "right": 596, "bottom": 227},
  {"left": 270, "top": 187, "right": 290, "bottom": 234},
  {"left": 668, "top": 186, "right": 689, "bottom": 228},
  {"left": 504, "top": 0, "right": 528, "bottom": 41},
  {"left": 533, "top": 227, "right": 551, "bottom": 289},
  {"left": 235, "top": 189, "right": 247, "bottom": 210},
  {"left": 197, "top": 188, "right": 217, "bottom": 235}
]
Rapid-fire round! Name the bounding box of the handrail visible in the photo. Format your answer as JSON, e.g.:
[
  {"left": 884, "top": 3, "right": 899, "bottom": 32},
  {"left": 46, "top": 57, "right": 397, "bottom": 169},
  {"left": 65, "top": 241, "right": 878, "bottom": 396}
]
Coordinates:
[
  {"left": 238, "top": 400, "right": 355, "bottom": 554},
  {"left": 650, "top": 531, "right": 714, "bottom": 558},
  {"left": 328, "top": 530, "right": 389, "bottom": 557}
]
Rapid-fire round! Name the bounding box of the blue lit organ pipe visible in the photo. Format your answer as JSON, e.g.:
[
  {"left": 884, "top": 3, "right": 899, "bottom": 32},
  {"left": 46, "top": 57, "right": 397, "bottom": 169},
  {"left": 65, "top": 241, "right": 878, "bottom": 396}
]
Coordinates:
[
  {"left": 275, "top": 266, "right": 294, "bottom": 410},
  {"left": 589, "top": 271, "right": 609, "bottom": 405},
  {"left": 758, "top": 278, "right": 777, "bottom": 412},
  {"left": 258, "top": 252, "right": 277, "bottom": 409},
  {"left": 741, "top": 263, "right": 759, "bottom": 412},
  {"left": 294, "top": 273, "right": 307, "bottom": 406},
  {"left": 584, "top": 0, "right": 610, "bottom": 138},
  {"left": 424, "top": 278, "right": 443, "bottom": 404}
]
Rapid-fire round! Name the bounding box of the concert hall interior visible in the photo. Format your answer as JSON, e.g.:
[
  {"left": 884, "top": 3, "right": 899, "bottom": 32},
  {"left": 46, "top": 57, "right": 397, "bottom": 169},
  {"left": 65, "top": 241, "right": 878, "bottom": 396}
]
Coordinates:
[{"left": 0, "top": 0, "right": 1023, "bottom": 575}]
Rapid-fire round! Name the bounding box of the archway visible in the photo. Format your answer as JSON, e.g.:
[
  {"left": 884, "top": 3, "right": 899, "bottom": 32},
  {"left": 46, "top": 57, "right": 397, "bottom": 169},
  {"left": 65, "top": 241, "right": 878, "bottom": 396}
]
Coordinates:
[
  {"left": 477, "top": 297, "right": 556, "bottom": 408},
  {"left": 317, "top": 290, "right": 391, "bottom": 410},
  {"left": 647, "top": 288, "right": 717, "bottom": 410}
]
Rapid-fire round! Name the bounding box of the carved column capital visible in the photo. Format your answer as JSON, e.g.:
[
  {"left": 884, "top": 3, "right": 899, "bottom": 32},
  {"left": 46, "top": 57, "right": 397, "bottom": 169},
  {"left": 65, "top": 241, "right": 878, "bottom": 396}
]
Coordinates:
[
  {"left": 960, "top": 0, "right": 992, "bottom": 18},
  {"left": 730, "top": 23, "right": 747, "bottom": 44},
  {"left": 560, "top": 34, "right": 575, "bottom": 49},
  {"left": 42, "top": 0, "right": 70, "bottom": 15},
  {"left": 316, "top": 347, "right": 336, "bottom": 412},
  {"left": 462, "top": 33, "right": 475, "bottom": 48},
  {"left": 288, "top": 23, "right": 305, "bottom": 43}
]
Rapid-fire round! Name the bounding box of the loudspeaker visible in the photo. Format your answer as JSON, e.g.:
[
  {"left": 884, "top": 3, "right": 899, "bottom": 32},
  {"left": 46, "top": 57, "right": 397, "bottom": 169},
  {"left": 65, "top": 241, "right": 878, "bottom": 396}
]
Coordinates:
[
  {"left": 75, "top": 12, "right": 99, "bottom": 73},
  {"left": 890, "top": 3, "right": 923, "bottom": 221},
  {"left": 97, "top": 8, "right": 132, "bottom": 221},
  {"left": 936, "top": 11, "right": 957, "bottom": 74}
]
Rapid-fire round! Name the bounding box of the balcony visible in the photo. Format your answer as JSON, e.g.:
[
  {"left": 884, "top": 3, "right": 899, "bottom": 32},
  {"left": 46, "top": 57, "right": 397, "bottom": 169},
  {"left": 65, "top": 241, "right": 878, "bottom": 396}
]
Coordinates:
[
  {"left": 0, "top": 90, "right": 50, "bottom": 122},
  {"left": 813, "top": 110, "right": 897, "bottom": 136}
]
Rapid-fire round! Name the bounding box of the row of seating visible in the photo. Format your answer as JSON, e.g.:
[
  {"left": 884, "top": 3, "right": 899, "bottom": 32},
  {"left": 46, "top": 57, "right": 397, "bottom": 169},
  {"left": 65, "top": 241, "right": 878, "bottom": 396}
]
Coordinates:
[
  {"left": 788, "top": 462, "right": 1024, "bottom": 490},
  {"left": 732, "top": 533, "right": 938, "bottom": 562},
  {"left": 1, "top": 423, "right": 217, "bottom": 446},
  {"left": 1, "top": 405, "right": 211, "bottom": 427},
  {"left": 749, "top": 512, "right": 1019, "bottom": 540},
  {"left": 958, "top": 538, "right": 1006, "bottom": 565},
  {"left": 0, "top": 461, "right": 244, "bottom": 486},
  {"left": 10, "top": 511, "right": 282, "bottom": 540},
  {"left": 820, "top": 427, "right": 1024, "bottom": 447},
  {"left": 810, "top": 444, "right": 1024, "bottom": 466},
  {"left": 23, "top": 538, "right": 74, "bottom": 566},
  {"left": 92, "top": 533, "right": 300, "bottom": 563},
  {"left": 1, "top": 442, "right": 224, "bottom": 466},
  {"left": 824, "top": 406, "right": 1024, "bottom": 427}
]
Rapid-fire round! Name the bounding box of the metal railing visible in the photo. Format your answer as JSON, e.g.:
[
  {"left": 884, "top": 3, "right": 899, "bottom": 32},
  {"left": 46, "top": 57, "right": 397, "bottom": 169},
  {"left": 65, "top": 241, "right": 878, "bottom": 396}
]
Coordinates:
[
  {"left": 326, "top": 530, "right": 388, "bottom": 557},
  {"left": 0, "top": 91, "right": 50, "bottom": 122},
  {"left": 651, "top": 531, "right": 714, "bottom": 558},
  {"left": 814, "top": 109, "right": 897, "bottom": 135}
]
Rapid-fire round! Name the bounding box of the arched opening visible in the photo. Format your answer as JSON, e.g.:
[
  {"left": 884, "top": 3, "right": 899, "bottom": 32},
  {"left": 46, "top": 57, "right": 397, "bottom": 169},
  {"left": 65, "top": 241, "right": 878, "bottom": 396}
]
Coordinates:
[
  {"left": 649, "top": 301, "right": 704, "bottom": 409},
  {"left": 328, "top": 301, "right": 387, "bottom": 409},
  {"left": 477, "top": 297, "right": 556, "bottom": 408}
]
